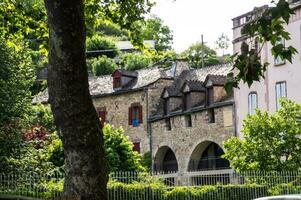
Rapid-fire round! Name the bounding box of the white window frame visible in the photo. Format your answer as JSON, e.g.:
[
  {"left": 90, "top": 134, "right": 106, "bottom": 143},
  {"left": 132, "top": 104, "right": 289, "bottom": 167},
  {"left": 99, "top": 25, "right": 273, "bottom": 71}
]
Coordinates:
[
  {"left": 276, "top": 81, "right": 287, "bottom": 110},
  {"left": 274, "top": 38, "right": 286, "bottom": 66},
  {"left": 248, "top": 92, "right": 258, "bottom": 115}
]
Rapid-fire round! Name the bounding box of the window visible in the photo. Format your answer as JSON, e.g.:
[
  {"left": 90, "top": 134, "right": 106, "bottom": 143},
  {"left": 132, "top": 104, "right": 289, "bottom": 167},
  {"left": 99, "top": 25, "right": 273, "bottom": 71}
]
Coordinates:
[
  {"left": 165, "top": 118, "right": 171, "bottom": 131},
  {"left": 276, "top": 82, "right": 287, "bottom": 110},
  {"left": 248, "top": 92, "right": 258, "bottom": 114},
  {"left": 274, "top": 38, "right": 286, "bottom": 66},
  {"left": 128, "top": 104, "right": 143, "bottom": 127},
  {"left": 133, "top": 142, "right": 140, "bottom": 153},
  {"left": 97, "top": 108, "right": 106, "bottom": 128},
  {"left": 113, "top": 77, "right": 121, "bottom": 89},
  {"left": 185, "top": 115, "right": 192, "bottom": 127},
  {"left": 208, "top": 108, "right": 215, "bottom": 123}
]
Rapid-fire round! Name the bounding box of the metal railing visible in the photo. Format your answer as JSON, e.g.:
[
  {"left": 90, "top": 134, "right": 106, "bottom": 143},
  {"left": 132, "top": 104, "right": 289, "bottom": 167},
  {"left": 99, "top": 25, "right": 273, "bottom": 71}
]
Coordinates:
[{"left": 1, "top": 170, "right": 301, "bottom": 199}]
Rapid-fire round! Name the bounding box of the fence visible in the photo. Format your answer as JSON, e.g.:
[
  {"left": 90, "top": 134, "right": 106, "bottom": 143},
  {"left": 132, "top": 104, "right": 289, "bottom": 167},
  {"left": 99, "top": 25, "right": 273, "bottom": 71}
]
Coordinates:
[{"left": 1, "top": 170, "right": 301, "bottom": 199}]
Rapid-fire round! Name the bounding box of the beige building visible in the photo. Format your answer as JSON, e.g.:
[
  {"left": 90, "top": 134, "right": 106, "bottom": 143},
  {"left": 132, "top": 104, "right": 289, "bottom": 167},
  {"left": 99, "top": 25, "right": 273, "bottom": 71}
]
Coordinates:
[
  {"left": 232, "top": 1, "right": 301, "bottom": 137},
  {"left": 34, "top": 61, "right": 235, "bottom": 173}
]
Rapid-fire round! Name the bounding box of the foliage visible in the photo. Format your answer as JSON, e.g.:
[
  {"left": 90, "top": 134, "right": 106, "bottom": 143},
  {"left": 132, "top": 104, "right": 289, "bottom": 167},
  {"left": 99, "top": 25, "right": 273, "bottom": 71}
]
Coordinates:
[
  {"left": 140, "top": 16, "right": 173, "bottom": 51},
  {"left": 29, "top": 104, "right": 56, "bottom": 132},
  {"left": 181, "top": 42, "right": 220, "bottom": 68},
  {"left": 86, "top": 35, "right": 119, "bottom": 58},
  {"left": 103, "top": 124, "right": 144, "bottom": 172},
  {"left": 227, "top": 0, "right": 297, "bottom": 92},
  {"left": 91, "top": 56, "right": 117, "bottom": 76},
  {"left": 107, "top": 181, "right": 274, "bottom": 200},
  {"left": 121, "top": 53, "right": 153, "bottom": 71},
  {"left": 96, "top": 19, "right": 129, "bottom": 40},
  {"left": 223, "top": 98, "right": 301, "bottom": 171},
  {"left": 141, "top": 151, "right": 152, "bottom": 170},
  {"left": 0, "top": 41, "right": 35, "bottom": 173},
  {"left": 215, "top": 33, "right": 230, "bottom": 56},
  {"left": 0, "top": 0, "right": 47, "bottom": 51}
]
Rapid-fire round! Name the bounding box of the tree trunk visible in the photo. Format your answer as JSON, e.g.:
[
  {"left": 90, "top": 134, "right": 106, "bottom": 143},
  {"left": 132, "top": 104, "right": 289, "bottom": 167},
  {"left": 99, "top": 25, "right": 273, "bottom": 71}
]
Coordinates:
[{"left": 44, "top": 0, "right": 107, "bottom": 199}]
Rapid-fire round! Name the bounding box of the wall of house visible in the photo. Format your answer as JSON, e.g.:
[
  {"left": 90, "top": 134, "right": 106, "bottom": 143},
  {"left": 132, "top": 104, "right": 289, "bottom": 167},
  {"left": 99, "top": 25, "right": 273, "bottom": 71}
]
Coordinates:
[
  {"left": 213, "top": 86, "right": 228, "bottom": 103},
  {"left": 148, "top": 79, "right": 174, "bottom": 116},
  {"left": 151, "top": 104, "right": 235, "bottom": 173},
  {"left": 233, "top": 6, "right": 301, "bottom": 137},
  {"left": 168, "top": 97, "right": 183, "bottom": 112},
  {"left": 190, "top": 92, "right": 205, "bottom": 107},
  {"left": 93, "top": 79, "right": 173, "bottom": 156},
  {"left": 93, "top": 90, "right": 149, "bottom": 155}
]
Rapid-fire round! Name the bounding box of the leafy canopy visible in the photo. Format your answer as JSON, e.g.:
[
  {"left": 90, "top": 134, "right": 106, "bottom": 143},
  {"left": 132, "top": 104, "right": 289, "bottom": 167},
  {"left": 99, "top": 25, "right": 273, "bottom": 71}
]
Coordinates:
[
  {"left": 122, "top": 53, "right": 153, "bottom": 71},
  {"left": 226, "top": 0, "right": 297, "bottom": 92},
  {"left": 91, "top": 56, "right": 117, "bottom": 76},
  {"left": 86, "top": 35, "right": 119, "bottom": 58},
  {"left": 181, "top": 42, "right": 220, "bottom": 68},
  {"left": 140, "top": 16, "right": 173, "bottom": 52},
  {"left": 223, "top": 98, "right": 301, "bottom": 171}
]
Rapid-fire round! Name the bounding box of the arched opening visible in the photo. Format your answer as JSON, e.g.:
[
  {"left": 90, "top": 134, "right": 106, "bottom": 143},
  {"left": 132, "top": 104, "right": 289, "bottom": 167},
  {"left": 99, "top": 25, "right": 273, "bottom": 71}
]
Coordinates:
[
  {"left": 154, "top": 146, "right": 178, "bottom": 172},
  {"left": 188, "top": 141, "right": 230, "bottom": 185},
  {"left": 188, "top": 141, "right": 230, "bottom": 171}
]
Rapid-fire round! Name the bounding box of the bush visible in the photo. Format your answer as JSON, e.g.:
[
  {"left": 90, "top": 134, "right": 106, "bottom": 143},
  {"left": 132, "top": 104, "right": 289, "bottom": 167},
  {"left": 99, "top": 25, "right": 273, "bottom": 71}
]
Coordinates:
[
  {"left": 91, "top": 56, "right": 117, "bottom": 76},
  {"left": 103, "top": 124, "right": 144, "bottom": 172},
  {"left": 86, "top": 35, "right": 119, "bottom": 58},
  {"left": 122, "top": 53, "right": 153, "bottom": 71},
  {"left": 107, "top": 181, "right": 271, "bottom": 200}
]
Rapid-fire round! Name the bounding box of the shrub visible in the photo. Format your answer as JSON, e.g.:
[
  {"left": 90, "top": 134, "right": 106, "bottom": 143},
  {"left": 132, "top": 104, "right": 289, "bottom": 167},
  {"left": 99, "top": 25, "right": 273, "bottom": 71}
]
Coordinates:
[
  {"left": 122, "top": 53, "right": 153, "bottom": 71},
  {"left": 86, "top": 35, "right": 119, "bottom": 58},
  {"left": 91, "top": 56, "right": 117, "bottom": 76},
  {"left": 103, "top": 124, "right": 144, "bottom": 172}
]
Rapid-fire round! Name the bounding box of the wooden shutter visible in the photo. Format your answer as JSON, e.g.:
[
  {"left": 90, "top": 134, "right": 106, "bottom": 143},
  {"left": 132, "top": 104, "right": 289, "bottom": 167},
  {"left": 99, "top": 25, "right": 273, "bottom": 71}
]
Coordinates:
[
  {"left": 133, "top": 142, "right": 140, "bottom": 153},
  {"left": 138, "top": 105, "right": 143, "bottom": 124},
  {"left": 98, "top": 110, "right": 106, "bottom": 128},
  {"left": 128, "top": 107, "right": 133, "bottom": 125}
]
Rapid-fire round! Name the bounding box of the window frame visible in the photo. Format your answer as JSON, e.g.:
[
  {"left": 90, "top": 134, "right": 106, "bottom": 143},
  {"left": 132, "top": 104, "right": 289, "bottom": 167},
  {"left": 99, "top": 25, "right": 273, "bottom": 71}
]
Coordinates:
[
  {"left": 274, "top": 38, "right": 286, "bottom": 66},
  {"left": 128, "top": 103, "right": 143, "bottom": 127},
  {"left": 275, "top": 81, "right": 287, "bottom": 110},
  {"left": 248, "top": 92, "right": 258, "bottom": 115}
]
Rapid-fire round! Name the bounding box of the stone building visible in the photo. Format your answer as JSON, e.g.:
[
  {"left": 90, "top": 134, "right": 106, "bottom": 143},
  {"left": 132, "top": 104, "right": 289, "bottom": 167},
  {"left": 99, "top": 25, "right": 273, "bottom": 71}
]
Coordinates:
[{"left": 34, "top": 60, "right": 235, "bottom": 174}]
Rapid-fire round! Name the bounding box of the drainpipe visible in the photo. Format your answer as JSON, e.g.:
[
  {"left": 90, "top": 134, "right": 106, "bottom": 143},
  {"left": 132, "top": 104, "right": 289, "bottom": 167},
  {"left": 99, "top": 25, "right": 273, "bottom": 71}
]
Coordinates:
[{"left": 144, "top": 88, "right": 153, "bottom": 172}]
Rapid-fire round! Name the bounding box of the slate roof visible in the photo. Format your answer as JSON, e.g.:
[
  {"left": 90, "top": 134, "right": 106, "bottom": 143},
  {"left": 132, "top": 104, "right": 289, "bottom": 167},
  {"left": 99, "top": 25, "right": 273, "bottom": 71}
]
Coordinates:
[
  {"left": 33, "top": 66, "right": 173, "bottom": 104},
  {"left": 185, "top": 80, "right": 205, "bottom": 92},
  {"left": 117, "top": 40, "right": 155, "bottom": 51},
  {"left": 163, "top": 63, "right": 231, "bottom": 98},
  {"left": 115, "top": 69, "right": 138, "bottom": 77},
  {"left": 204, "top": 74, "right": 227, "bottom": 86},
  {"left": 33, "top": 63, "right": 232, "bottom": 104}
]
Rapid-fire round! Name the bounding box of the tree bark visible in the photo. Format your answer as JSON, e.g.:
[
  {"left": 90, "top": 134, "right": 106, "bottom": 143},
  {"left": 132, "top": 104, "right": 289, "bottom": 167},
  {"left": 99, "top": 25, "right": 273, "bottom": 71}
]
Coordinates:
[{"left": 44, "top": 0, "right": 107, "bottom": 199}]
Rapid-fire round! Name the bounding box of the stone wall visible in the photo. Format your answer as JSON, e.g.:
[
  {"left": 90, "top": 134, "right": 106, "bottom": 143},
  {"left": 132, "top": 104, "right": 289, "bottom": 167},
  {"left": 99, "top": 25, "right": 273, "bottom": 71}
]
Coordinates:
[
  {"left": 93, "top": 79, "right": 173, "bottom": 155},
  {"left": 151, "top": 104, "right": 235, "bottom": 173},
  {"left": 93, "top": 90, "right": 149, "bottom": 155},
  {"left": 190, "top": 92, "right": 205, "bottom": 107},
  {"left": 213, "top": 86, "right": 228, "bottom": 103}
]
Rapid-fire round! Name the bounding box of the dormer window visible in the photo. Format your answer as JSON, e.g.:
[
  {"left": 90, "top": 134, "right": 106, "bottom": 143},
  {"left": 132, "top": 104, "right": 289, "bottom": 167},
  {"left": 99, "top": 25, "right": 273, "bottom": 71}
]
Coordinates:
[{"left": 112, "top": 69, "right": 138, "bottom": 90}]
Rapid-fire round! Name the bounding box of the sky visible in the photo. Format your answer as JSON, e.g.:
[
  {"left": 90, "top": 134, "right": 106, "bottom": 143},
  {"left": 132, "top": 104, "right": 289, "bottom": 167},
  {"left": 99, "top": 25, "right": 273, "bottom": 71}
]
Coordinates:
[{"left": 151, "top": 0, "right": 272, "bottom": 54}]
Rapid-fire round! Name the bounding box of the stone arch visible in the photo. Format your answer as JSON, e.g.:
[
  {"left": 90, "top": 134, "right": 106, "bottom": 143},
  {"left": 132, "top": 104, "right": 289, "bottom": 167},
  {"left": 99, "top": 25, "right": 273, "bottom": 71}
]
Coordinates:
[
  {"left": 153, "top": 146, "right": 178, "bottom": 172},
  {"left": 187, "top": 140, "right": 229, "bottom": 171}
]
